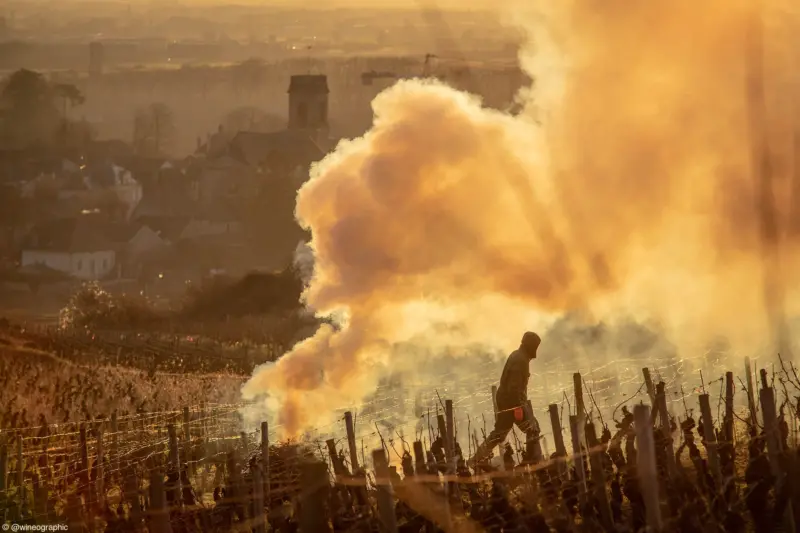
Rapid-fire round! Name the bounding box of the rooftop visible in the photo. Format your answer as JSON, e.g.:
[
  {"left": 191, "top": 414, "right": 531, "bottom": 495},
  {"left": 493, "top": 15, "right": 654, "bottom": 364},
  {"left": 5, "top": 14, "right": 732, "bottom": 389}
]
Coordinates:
[
  {"left": 229, "top": 130, "right": 325, "bottom": 168},
  {"left": 24, "top": 214, "right": 113, "bottom": 253}
]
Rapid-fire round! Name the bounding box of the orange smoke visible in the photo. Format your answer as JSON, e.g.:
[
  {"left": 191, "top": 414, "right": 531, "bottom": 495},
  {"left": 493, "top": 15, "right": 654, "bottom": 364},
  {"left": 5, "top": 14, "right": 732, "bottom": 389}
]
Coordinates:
[{"left": 243, "top": 0, "right": 800, "bottom": 436}]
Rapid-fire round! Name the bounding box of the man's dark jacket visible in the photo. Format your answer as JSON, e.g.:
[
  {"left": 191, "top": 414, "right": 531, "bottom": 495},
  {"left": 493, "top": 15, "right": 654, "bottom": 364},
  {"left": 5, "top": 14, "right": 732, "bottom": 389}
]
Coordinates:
[{"left": 495, "top": 349, "right": 531, "bottom": 410}]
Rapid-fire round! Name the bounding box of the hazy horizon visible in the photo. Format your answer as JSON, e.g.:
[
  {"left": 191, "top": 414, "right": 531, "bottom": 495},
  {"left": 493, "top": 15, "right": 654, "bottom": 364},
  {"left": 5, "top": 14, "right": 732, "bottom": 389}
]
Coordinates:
[{"left": 1, "top": 0, "right": 497, "bottom": 9}]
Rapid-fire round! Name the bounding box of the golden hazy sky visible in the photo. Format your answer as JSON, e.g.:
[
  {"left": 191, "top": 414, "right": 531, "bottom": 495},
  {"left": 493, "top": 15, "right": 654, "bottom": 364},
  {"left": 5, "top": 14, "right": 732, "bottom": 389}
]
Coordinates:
[{"left": 183, "top": 0, "right": 496, "bottom": 9}]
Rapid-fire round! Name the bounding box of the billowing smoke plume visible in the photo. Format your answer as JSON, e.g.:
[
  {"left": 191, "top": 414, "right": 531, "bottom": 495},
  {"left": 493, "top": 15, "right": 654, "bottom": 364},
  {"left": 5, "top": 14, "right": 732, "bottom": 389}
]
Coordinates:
[{"left": 243, "top": 0, "right": 800, "bottom": 436}]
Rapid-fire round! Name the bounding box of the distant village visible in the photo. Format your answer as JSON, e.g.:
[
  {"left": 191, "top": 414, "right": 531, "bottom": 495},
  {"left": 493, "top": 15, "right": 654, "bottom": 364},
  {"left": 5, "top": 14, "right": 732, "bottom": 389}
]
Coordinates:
[
  {"left": 0, "top": 3, "right": 526, "bottom": 314},
  {"left": 0, "top": 69, "right": 335, "bottom": 306}
]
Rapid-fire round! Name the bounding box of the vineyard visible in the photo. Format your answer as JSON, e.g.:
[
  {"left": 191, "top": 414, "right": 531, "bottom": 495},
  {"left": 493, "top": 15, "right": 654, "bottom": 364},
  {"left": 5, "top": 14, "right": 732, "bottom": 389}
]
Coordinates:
[{"left": 1, "top": 314, "right": 799, "bottom": 532}]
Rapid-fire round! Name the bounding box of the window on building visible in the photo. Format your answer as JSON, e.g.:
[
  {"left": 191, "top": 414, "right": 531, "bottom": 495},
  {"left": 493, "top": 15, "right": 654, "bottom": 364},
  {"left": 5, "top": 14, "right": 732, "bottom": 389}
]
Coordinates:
[
  {"left": 76, "top": 259, "right": 82, "bottom": 271},
  {"left": 103, "top": 258, "right": 108, "bottom": 271}
]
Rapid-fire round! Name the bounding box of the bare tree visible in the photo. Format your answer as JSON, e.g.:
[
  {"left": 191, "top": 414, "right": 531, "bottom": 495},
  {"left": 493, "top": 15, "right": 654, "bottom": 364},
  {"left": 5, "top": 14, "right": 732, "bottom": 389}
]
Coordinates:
[
  {"left": 53, "top": 83, "right": 85, "bottom": 119},
  {"left": 133, "top": 102, "right": 176, "bottom": 157},
  {"left": 53, "top": 83, "right": 85, "bottom": 145}
]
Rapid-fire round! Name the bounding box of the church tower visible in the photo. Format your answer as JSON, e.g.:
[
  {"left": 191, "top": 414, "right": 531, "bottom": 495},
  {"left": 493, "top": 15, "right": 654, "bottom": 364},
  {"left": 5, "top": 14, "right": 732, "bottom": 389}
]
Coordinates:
[{"left": 287, "top": 75, "right": 329, "bottom": 136}]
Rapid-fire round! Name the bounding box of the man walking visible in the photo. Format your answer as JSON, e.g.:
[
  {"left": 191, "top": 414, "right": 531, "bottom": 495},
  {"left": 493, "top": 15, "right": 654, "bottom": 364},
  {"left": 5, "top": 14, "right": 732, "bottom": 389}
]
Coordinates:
[{"left": 470, "top": 331, "right": 541, "bottom": 467}]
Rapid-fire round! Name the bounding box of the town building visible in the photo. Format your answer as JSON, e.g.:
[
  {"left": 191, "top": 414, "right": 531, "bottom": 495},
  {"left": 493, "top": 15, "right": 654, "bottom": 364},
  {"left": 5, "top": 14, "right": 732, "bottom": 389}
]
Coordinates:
[{"left": 21, "top": 214, "right": 116, "bottom": 280}]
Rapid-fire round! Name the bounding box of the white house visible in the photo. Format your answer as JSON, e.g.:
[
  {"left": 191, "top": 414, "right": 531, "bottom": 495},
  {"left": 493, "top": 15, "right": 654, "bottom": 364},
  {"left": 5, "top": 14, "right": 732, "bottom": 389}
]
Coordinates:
[
  {"left": 20, "top": 215, "right": 116, "bottom": 280},
  {"left": 22, "top": 249, "right": 115, "bottom": 280}
]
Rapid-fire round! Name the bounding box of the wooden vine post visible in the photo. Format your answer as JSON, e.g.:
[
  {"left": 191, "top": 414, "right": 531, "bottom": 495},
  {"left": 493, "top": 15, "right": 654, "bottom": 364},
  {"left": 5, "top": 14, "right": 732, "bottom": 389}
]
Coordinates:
[
  {"left": 548, "top": 404, "right": 567, "bottom": 475},
  {"left": 252, "top": 465, "right": 267, "bottom": 533},
  {"left": 372, "top": 449, "right": 399, "bottom": 533},
  {"left": 723, "top": 372, "right": 735, "bottom": 444},
  {"left": 182, "top": 407, "right": 193, "bottom": 475},
  {"left": 148, "top": 469, "right": 172, "bottom": 533},
  {"left": 585, "top": 421, "right": 613, "bottom": 530},
  {"left": 642, "top": 368, "right": 655, "bottom": 403},
  {"left": 655, "top": 382, "right": 676, "bottom": 478},
  {"left": 261, "top": 421, "right": 270, "bottom": 505},
  {"left": 760, "top": 386, "right": 796, "bottom": 531},
  {"left": 444, "top": 399, "right": 456, "bottom": 476},
  {"left": 344, "top": 412, "right": 359, "bottom": 472},
  {"left": 167, "top": 424, "right": 182, "bottom": 508},
  {"left": 16, "top": 437, "right": 24, "bottom": 509},
  {"left": 634, "top": 405, "right": 662, "bottom": 532},
  {"left": 573, "top": 373, "right": 586, "bottom": 419},
  {"left": 744, "top": 357, "right": 757, "bottom": 426},
  {"left": 698, "top": 394, "right": 722, "bottom": 486},
  {"left": 442, "top": 398, "right": 459, "bottom": 521},
  {"left": 123, "top": 465, "right": 142, "bottom": 526},
  {"left": 568, "top": 415, "right": 587, "bottom": 506},
  {"left": 298, "top": 461, "right": 332, "bottom": 533},
  {"left": 413, "top": 441, "right": 426, "bottom": 477}
]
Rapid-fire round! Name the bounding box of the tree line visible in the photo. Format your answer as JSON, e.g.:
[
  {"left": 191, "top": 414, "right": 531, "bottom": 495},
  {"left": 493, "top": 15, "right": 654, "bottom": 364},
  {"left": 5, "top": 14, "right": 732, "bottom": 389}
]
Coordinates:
[{"left": 0, "top": 68, "right": 181, "bottom": 157}]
